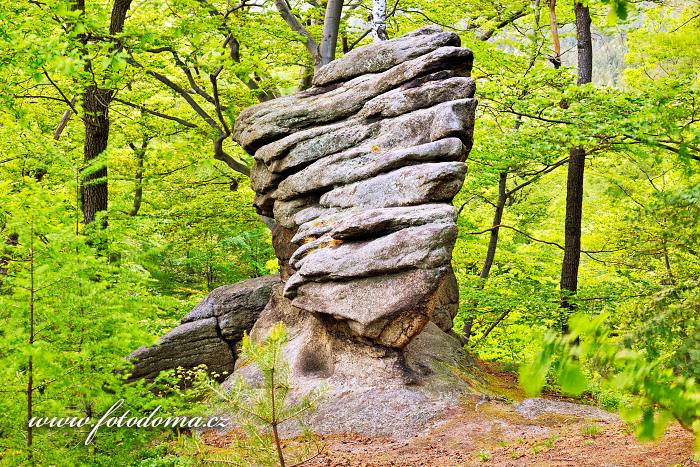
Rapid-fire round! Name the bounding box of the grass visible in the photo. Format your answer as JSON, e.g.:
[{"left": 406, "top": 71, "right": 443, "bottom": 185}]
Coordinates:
[
  {"left": 476, "top": 450, "right": 492, "bottom": 462},
  {"left": 581, "top": 423, "right": 603, "bottom": 437}
]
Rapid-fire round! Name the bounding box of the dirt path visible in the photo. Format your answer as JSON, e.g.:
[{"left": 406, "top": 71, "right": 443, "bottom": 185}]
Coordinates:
[{"left": 299, "top": 401, "right": 697, "bottom": 466}]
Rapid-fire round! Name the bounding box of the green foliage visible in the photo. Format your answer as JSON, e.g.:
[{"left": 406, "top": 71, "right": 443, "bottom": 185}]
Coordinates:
[
  {"left": 207, "top": 323, "right": 324, "bottom": 466},
  {"left": 520, "top": 313, "right": 700, "bottom": 449},
  {"left": 0, "top": 0, "right": 698, "bottom": 462}
]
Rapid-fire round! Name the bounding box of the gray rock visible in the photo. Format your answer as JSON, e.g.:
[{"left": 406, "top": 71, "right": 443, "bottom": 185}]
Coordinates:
[
  {"left": 272, "top": 195, "right": 319, "bottom": 229},
  {"left": 128, "top": 318, "right": 234, "bottom": 381},
  {"left": 292, "top": 268, "right": 453, "bottom": 347},
  {"left": 428, "top": 268, "right": 460, "bottom": 332},
  {"left": 319, "top": 162, "right": 467, "bottom": 209},
  {"left": 274, "top": 138, "right": 466, "bottom": 201},
  {"left": 183, "top": 275, "right": 280, "bottom": 341},
  {"left": 234, "top": 46, "right": 473, "bottom": 152},
  {"left": 128, "top": 275, "right": 278, "bottom": 381},
  {"left": 221, "top": 26, "right": 483, "bottom": 438},
  {"left": 358, "top": 77, "right": 475, "bottom": 120},
  {"left": 228, "top": 287, "right": 481, "bottom": 438},
  {"left": 263, "top": 98, "right": 476, "bottom": 175},
  {"left": 249, "top": 160, "right": 280, "bottom": 195},
  {"left": 516, "top": 398, "right": 617, "bottom": 422},
  {"left": 284, "top": 221, "right": 458, "bottom": 296},
  {"left": 313, "top": 26, "right": 460, "bottom": 86},
  {"left": 330, "top": 204, "right": 457, "bottom": 240}
]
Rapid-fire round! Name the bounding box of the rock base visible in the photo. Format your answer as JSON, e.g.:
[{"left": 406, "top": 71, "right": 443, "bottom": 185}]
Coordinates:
[{"left": 228, "top": 285, "right": 481, "bottom": 438}]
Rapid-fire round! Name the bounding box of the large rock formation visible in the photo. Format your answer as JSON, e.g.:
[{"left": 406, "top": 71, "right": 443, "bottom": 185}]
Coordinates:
[
  {"left": 228, "top": 26, "right": 479, "bottom": 437},
  {"left": 233, "top": 26, "right": 475, "bottom": 349},
  {"left": 127, "top": 275, "right": 279, "bottom": 381}
]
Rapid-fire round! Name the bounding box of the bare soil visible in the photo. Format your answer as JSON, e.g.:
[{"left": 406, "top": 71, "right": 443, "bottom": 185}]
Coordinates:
[{"left": 298, "top": 402, "right": 697, "bottom": 466}]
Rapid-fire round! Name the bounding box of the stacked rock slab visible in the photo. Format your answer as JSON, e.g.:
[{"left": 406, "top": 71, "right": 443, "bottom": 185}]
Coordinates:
[
  {"left": 228, "top": 27, "right": 479, "bottom": 437},
  {"left": 233, "top": 26, "right": 476, "bottom": 348}
]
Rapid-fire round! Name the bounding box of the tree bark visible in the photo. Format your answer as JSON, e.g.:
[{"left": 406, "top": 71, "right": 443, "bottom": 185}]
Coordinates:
[
  {"left": 560, "top": 146, "right": 585, "bottom": 322},
  {"left": 559, "top": 1, "right": 592, "bottom": 330},
  {"left": 318, "top": 0, "right": 344, "bottom": 67},
  {"left": 81, "top": 86, "right": 110, "bottom": 225},
  {"left": 372, "top": 0, "right": 389, "bottom": 41},
  {"left": 79, "top": 0, "right": 133, "bottom": 225},
  {"left": 574, "top": 1, "right": 593, "bottom": 84},
  {"left": 480, "top": 172, "right": 508, "bottom": 279}
]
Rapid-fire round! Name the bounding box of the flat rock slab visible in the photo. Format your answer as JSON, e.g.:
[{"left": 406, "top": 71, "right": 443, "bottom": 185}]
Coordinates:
[{"left": 516, "top": 398, "right": 618, "bottom": 422}]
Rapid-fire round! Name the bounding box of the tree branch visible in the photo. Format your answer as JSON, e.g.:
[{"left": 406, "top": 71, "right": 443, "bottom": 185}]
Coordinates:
[
  {"left": 112, "top": 97, "right": 198, "bottom": 128},
  {"left": 274, "top": 0, "right": 320, "bottom": 63}
]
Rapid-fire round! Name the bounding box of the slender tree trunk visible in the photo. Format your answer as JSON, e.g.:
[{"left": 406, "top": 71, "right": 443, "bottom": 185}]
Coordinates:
[
  {"left": 27, "top": 226, "right": 35, "bottom": 465},
  {"left": 318, "top": 0, "right": 344, "bottom": 67},
  {"left": 548, "top": 0, "right": 561, "bottom": 68},
  {"left": 559, "top": 1, "right": 592, "bottom": 332},
  {"left": 372, "top": 0, "right": 389, "bottom": 41},
  {"left": 53, "top": 96, "right": 77, "bottom": 140},
  {"left": 480, "top": 172, "right": 508, "bottom": 279},
  {"left": 462, "top": 172, "right": 508, "bottom": 343}
]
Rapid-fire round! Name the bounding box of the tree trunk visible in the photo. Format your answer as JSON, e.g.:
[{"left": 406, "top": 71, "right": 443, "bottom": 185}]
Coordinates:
[
  {"left": 79, "top": 0, "right": 133, "bottom": 225},
  {"left": 318, "top": 0, "right": 344, "bottom": 67},
  {"left": 128, "top": 138, "right": 147, "bottom": 217},
  {"left": 372, "top": 0, "right": 389, "bottom": 41},
  {"left": 462, "top": 172, "right": 508, "bottom": 343},
  {"left": 574, "top": 2, "right": 593, "bottom": 85},
  {"left": 560, "top": 146, "right": 585, "bottom": 322},
  {"left": 548, "top": 0, "right": 561, "bottom": 68},
  {"left": 81, "top": 86, "right": 110, "bottom": 225},
  {"left": 480, "top": 172, "right": 508, "bottom": 279},
  {"left": 559, "top": 1, "right": 592, "bottom": 332}
]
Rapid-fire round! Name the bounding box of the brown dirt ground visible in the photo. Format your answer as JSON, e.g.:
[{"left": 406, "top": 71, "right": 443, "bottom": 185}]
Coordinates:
[{"left": 202, "top": 363, "right": 699, "bottom": 466}]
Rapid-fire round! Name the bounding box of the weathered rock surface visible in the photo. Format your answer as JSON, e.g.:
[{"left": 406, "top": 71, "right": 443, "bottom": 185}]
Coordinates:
[
  {"left": 312, "top": 26, "right": 460, "bottom": 86},
  {"left": 233, "top": 26, "right": 476, "bottom": 348},
  {"left": 230, "top": 285, "right": 481, "bottom": 438},
  {"left": 516, "top": 398, "right": 618, "bottom": 422},
  {"left": 182, "top": 275, "right": 278, "bottom": 342},
  {"left": 127, "top": 275, "right": 279, "bottom": 381},
  {"left": 233, "top": 45, "right": 473, "bottom": 152}
]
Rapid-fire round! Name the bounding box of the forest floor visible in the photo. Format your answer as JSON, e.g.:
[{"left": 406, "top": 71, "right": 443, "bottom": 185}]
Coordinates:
[{"left": 202, "top": 364, "right": 698, "bottom": 466}]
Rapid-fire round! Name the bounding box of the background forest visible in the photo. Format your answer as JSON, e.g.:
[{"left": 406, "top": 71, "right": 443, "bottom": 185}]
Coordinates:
[{"left": 0, "top": 0, "right": 698, "bottom": 464}]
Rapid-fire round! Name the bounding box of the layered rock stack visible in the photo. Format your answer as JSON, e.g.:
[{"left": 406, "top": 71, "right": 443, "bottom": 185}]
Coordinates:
[
  {"left": 229, "top": 26, "right": 479, "bottom": 436},
  {"left": 234, "top": 26, "right": 476, "bottom": 349}
]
